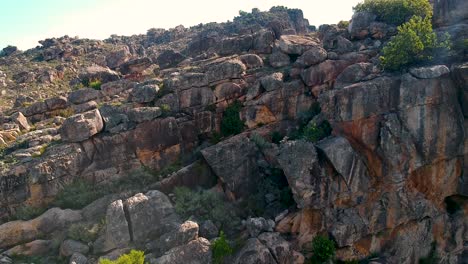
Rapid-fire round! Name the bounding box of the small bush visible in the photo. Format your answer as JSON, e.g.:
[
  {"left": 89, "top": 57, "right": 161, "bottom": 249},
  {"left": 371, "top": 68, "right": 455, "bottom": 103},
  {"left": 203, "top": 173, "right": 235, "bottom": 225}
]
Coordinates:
[
  {"left": 311, "top": 235, "right": 336, "bottom": 263},
  {"left": 68, "top": 222, "right": 103, "bottom": 243},
  {"left": 250, "top": 133, "right": 270, "bottom": 149},
  {"left": 31, "top": 144, "right": 48, "bottom": 158},
  {"left": 380, "top": 16, "right": 451, "bottom": 70},
  {"left": 89, "top": 79, "right": 102, "bottom": 90},
  {"left": 338, "top": 20, "right": 350, "bottom": 29},
  {"left": 173, "top": 187, "right": 240, "bottom": 231},
  {"left": 221, "top": 101, "right": 245, "bottom": 137},
  {"left": 353, "top": 0, "right": 432, "bottom": 25},
  {"left": 302, "top": 121, "right": 332, "bottom": 143},
  {"left": 10, "top": 205, "right": 46, "bottom": 221},
  {"left": 270, "top": 131, "right": 283, "bottom": 144},
  {"left": 99, "top": 250, "right": 146, "bottom": 264},
  {"left": 53, "top": 180, "right": 106, "bottom": 210},
  {"left": 212, "top": 231, "right": 233, "bottom": 264},
  {"left": 160, "top": 104, "right": 171, "bottom": 117}
]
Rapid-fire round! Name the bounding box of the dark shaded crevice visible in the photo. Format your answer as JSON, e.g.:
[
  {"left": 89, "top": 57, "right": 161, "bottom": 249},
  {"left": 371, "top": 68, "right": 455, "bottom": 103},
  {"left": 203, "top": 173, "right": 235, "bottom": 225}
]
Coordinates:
[{"left": 123, "top": 202, "right": 134, "bottom": 242}]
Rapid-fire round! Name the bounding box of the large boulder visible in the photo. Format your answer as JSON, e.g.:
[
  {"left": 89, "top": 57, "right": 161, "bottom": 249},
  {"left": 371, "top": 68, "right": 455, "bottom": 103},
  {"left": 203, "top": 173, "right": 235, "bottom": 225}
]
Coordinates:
[
  {"left": 59, "top": 109, "right": 104, "bottom": 143},
  {"left": 11, "top": 112, "right": 30, "bottom": 131},
  {"left": 278, "top": 35, "right": 319, "bottom": 55},
  {"left": 119, "top": 57, "right": 152, "bottom": 75},
  {"left": 59, "top": 239, "right": 89, "bottom": 257},
  {"left": 68, "top": 88, "right": 101, "bottom": 105},
  {"left": 96, "top": 200, "right": 131, "bottom": 253},
  {"left": 201, "top": 135, "right": 261, "bottom": 199},
  {"left": 146, "top": 220, "right": 199, "bottom": 257},
  {"left": 233, "top": 238, "right": 277, "bottom": 264},
  {"left": 106, "top": 47, "right": 132, "bottom": 69},
  {"left": 156, "top": 50, "right": 186, "bottom": 69},
  {"left": 127, "top": 107, "right": 162, "bottom": 123},
  {"left": 4, "top": 240, "right": 54, "bottom": 256},
  {"left": 348, "top": 12, "right": 376, "bottom": 39},
  {"left": 301, "top": 60, "right": 349, "bottom": 87},
  {"left": 295, "top": 46, "right": 328, "bottom": 67},
  {"left": 129, "top": 84, "right": 159, "bottom": 103},
  {"left": 79, "top": 65, "right": 120, "bottom": 84},
  {"left": 150, "top": 237, "right": 211, "bottom": 264},
  {"left": 205, "top": 59, "right": 246, "bottom": 83},
  {"left": 409, "top": 65, "right": 450, "bottom": 79}
]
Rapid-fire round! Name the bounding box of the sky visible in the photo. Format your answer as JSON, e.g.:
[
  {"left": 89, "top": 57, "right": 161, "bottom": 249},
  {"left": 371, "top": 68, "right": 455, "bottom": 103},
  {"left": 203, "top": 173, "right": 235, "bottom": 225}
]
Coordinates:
[{"left": 0, "top": 0, "right": 362, "bottom": 50}]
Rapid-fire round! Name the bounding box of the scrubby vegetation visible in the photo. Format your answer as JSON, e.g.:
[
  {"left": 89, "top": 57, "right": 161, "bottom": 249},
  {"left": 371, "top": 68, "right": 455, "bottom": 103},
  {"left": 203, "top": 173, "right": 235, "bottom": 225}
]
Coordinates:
[
  {"left": 353, "top": 0, "right": 432, "bottom": 25},
  {"left": 302, "top": 121, "right": 332, "bottom": 143},
  {"left": 10, "top": 205, "right": 47, "bottom": 221},
  {"left": 311, "top": 235, "right": 336, "bottom": 264},
  {"left": 53, "top": 180, "right": 106, "bottom": 210},
  {"left": 220, "top": 101, "right": 244, "bottom": 137},
  {"left": 380, "top": 16, "right": 451, "bottom": 70},
  {"left": 99, "top": 250, "right": 146, "bottom": 264},
  {"left": 173, "top": 187, "right": 240, "bottom": 232},
  {"left": 68, "top": 221, "right": 104, "bottom": 243},
  {"left": 212, "top": 231, "right": 234, "bottom": 264}
]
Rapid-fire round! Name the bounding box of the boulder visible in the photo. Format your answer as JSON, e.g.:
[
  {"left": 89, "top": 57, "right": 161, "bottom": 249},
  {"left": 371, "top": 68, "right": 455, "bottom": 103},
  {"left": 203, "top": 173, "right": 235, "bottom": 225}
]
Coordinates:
[
  {"left": 146, "top": 220, "right": 199, "bottom": 257},
  {"left": 98, "top": 199, "right": 130, "bottom": 252},
  {"left": 156, "top": 50, "right": 186, "bottom": 69},
  {"left": 101, "top": 80, "right": 136, "bottom": 96},
  {"left": 106, "top": 47, "right": 131, "bottom": 69},
  {"left": 278, "top": 35, "right": 319, "bottom": 55},
  {"left": 258, "top": 232, "right": 297, "bottom": 264},
  {"left": 4, "top": 240, "right": 54, "bottom": 256},
  {"left": 129, "top": 84, "right": 159, "bottom": 103},
  {"left": 239, "top": 54, "right": 264, "bottom": 69},
  {"left": 268, "top": 50, "right": 291, "bottom": 68},
  {"left": 260, "top": 73, "right": 284, "bottom": 91},
  {"left": 68, "top": 88, "right": 101, "bottom": 105},
  {"left": 295, "top": 46, "right": 328, "bottom": 67},
  {"left": 11, "top": 112, "right": 30, "bottom": 131},
  {"left": 214, "top": 82, "right": 243, "bottom": 102},
  {"left": 245, "top": 217, "right": 275, "bottom": 237},
  {"left": 179, "top": 87, "right": 215, "bottom": 108},
  {"left": 150, "top": 237, "right": 211, "bottom": 264},
  {"left": 201, "top": 135, "right": 261, "bottom": 199},
  {"left": 23, "top": 101, "right": 48, "bottom": 117},
  {"left": 301, "top": 60, "right": 349, "bottom": 86},
  {"left": 59, "top": 109, "right": 104, "bottom": 143},
  {"left": 124, "top": 190, "right": 180, "bottom": 244},
  {"left": 252, "top": 30, "right": 274, "bottom": 54},
  {"left": 216, "top": 35, "right": 254, "bottom": 56},
  {"left": 163, "top": 72, "right": 208, "bottom": 91},
  {"left": 60, "top": 239, "right": 89, "bottom": 257},
  {"left": 205, "top": 59, "right": 246, "bottom": 83},
  {"left": 99, "top": 105, "right": 132, "bottom": 133},
  {"left": 79, "top": 65, "right": 120, "bottom": 84},
  {"left": 69, "top": 252, "right": 88, "bottom": 264},
  {"left": 127, "top": 107, "right": 162, "bottom": 123},
  {"left": 409, "top": 65, "right": 450, "bottom": 79},
  {"left": 199, "top": 220, "right": 218, "bottom": 240},
  {"left": 335, "top": 62, "right": 377, "bottom": 88},
  {"left": 233, "top": 238, "right": 277, "bottom": 264},
  {"left": 45, "top": 96, "right": 68, "bottom": 111},
  {"left": 348, "top": 12, "right": 376, "bottom": 39},
  {"left": 119, "top": 57, "right": 153, "bottom": 75},
  {"left": 72, "top": 101, "right": 98, "bottom": 114}
]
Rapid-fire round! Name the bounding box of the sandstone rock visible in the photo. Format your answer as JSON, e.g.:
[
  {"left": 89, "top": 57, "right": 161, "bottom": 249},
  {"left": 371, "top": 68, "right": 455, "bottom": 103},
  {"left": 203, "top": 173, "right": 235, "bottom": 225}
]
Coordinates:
[
  {"left": 129, "top": 84, "right": 159, "bottom": 103},
  {"left": 179, "top": 87, "right": 215, "bottom": 108},
  {"left": 99, "top": 105, "right": 131, "bottom": 133},
  {"left": 258, "top": 232, "right": 296, "bottom": 264},
  {"left": 0, "top": 208, "right": 82, "bottom": 248},
  {"left": 335, "top": 62, "right": 377, "bottom": 88},
  {"left": 72, "top": 101, "right": 98, "bottom": 114},
  {"left": 216, "top": 35, "right": 253, "bottom": 56},
  {"left": 106, "top": 47, "right": 131, "bottom": 69},
  {"left": 120, "top": 57, "right": 152, "bottom": 75},
  {"left": 69, "top": 252, "right": 88, "bottom": 264},
  {"left": 164, "top": 72, "right": 208, "bottom": 91},
  {"left": 239, "top": 54, "right": 264, "bottom": 69},
  {"left": 409, "top": 65, "right": 450, "bottom": 79},
  {"left": 348, "top": 12, "right": 376, "bottom": 39},
  {"left": 295, "top": 46, "right": 328, "bottom": 67},
  {"left": 252, "top": 30, "right": 275, "bottom": 54},
  {"left": 23, "top": 101, "right": 48, "bottom": 117},
  {"left": 233, "top": 238, "right": 277, "bottom": 264},
  {"left": 201, "top": 135, "right": 260, "bottom": 199},
  {"left": 11, "top": 112, "right": 30, "bottom": 131},
  {"left": 60, "top": 239, "right": 89, "bottom": 257},
  {"left": 260, "top": 72, "right": 283, "bottom": 91},
  {"left": 279, "top": 35, "right": 319, "bottom": 55},
  {"left": 245, "top": 217, "right": 275, "bottom": 237},
  {"left": 101, "top": 80, "right": 136, "bottom": 96},
  {"left": 146, "top": 220, "right": 199, "bottom": 257},
  {"left": 79, "top": 65, "right": 120, "bottom": 84},
  {"left": 301, "top": 60, "right": 349, "bottom": 87},
  {"left": 277, "top": 140, "right": 325, "bottom": 209},
  {"left": 98, "top": 200, "right": 130, "bottom": 252},
  {"left": 127, "top": 107, "right": 162, "bottom": 123},
  {"left": 269, "top": 50, "right": 291, "bottom": 68},
  {"left": 214, "top": 82, "right": 243, "bottom": 102},
  {"left": 156, "top": 50, "right": 186, "bottom": 69},
  {"left": 206, "top": 59, "right": 246, "bottom": 83},
  {"left": 59, "top": 109, "right": 104, "bottom": 143},
  {"left": 125, "top": 190, "right": 180, "bottom": 244},
  {"left": 68, "top": 88, "right": 101, "bottom": 105},
  {"left": 45, "top": 96, "right": 68, "bottom": 111},
  {"left": 151, "top": 237, "right": 211, "bottom": 264},
  {"left": 199, "top": 220, "right": 218, "bottom": 239},
  {"left": 4, "top": 240, "right": 54, "bottom": 256}
]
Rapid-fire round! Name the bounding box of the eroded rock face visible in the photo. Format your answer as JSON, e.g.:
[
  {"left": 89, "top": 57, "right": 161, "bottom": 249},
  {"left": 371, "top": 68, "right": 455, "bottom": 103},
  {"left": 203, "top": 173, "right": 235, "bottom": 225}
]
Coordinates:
[
  {"left": 151, "top": 237, "right": 211, "bottom": 264},
  {"left": 233, "top": 238, "right": 277, "bottom": 264},
  {"left": 59, "top": 109, "right": 104, "bottom": 143}
]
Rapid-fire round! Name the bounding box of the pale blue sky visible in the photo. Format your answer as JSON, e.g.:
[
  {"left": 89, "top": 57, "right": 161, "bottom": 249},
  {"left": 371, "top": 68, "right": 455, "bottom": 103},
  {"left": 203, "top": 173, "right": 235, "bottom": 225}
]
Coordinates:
[{"left": 1, "top": 0, "right": 361, "bottom": 50}]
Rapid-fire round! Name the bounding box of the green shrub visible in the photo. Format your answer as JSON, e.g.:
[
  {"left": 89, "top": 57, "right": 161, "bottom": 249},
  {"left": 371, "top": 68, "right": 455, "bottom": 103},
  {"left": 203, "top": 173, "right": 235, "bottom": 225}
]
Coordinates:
[
  {"left": 380, "top": 16, "right": 451, "bottom": 70},
  {"left": 338, "top": 20, "right": 350, "bottom": 29},
  {"left": 10, "top": 205, "right": 46, "bottom": 221},
  {"left": 89, "top": 79, "right": 102, "bottom": 90},
  {"left": 250, "top": 133, "right": 270, "bottom": 149},
  {"left": 99, "top": 250, "right": 146, "bottom": 264},
  {"left": 353, "top": 0, "right": 432, "bottom": 25},
  {"left": 221, "top": 101, "right": 245, "bottom": 137},
  {"left": 212, "top": 231, "right": 233, "bottom": 264},
  {"left": 302, "top": 121, "right": 332, "bottom": 143},
  {"left": 173, "top": 187, "right": 240, "bottom": 231},
  {"left": 270, "top": 131, "right": 283, "bottom": 144},
  {"left": 53, "top": 180, "right": 106, "bottom": 209},
  {"left": 68, "top": 222, "right": 103, "bottom": 243},
  {"left": 311, "top": 235, "right": 336, "bottom": 263}
]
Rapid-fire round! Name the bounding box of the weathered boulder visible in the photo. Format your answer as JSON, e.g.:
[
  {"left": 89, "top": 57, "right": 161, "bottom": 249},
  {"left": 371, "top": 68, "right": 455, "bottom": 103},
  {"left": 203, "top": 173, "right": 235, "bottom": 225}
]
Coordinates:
[
  {"left": 150, "top": 237, "right": 211, "bottom": 264},
  {"left": 156, "top": 50, "right": 186, "bottom": 69},
  {"left": 216, "top": 35, "right": 253, "bottom": 56},
  {"left": 179, "top": 87, "right": 215, "bottom": 108},
  {"left": 335, "top": 62, "right": 378, "bottom": 88},
  {"left": 72, "top": 101, "right": 98, "bottom": 114},
  {"left": 79, "top": 65, "right": 120, "bottom": 84},
  {"left": 301, "top": 60, "right": 349, "bottom": 87},
  {"left": 68, "top": 88, "right": 101, "bottom": 105},
  {"left": 278, "top": 35, "right": 319, "bottom": 55},
  {"left": 245, "top": 217, "right": 275, "bottom": 237},
  {"left": 201, "top": 135, "right": 261, "bottom": 199},
  {"left": 69, "top": 252, "right": 88, "bottom": 264},
  {"left": 295, "top": 46, "right": 328, "bottom": 67},
  {"left": 258, "top": 232, "right": 297, "bottom": 264},
  {"left": 106, "top": 47, "right": 131, "bottom": 69},
  {"left": 23, "top": 101, "right": 48, "bottom": 117},
  {"left": 252, "top": 30, "right": 275, "bottom": 54},
  {"left": 233, "top": 238, "right": 277, "bottom": 264},
  {"left": 409, "top": 65, "right": 450, "bottom": 79},
  {"left": 146, "top": 220, "right": 199, "bottom": 257},
  {"left": 199, "top": 220, "right": 218, "bottom": 240},
  {"left": 119, "top": 57, "right": 152, "bottom": 75},
  {"left": 129, "top": 84, "right": 159, "bottom": 103},
  {"left": 0, "top": 208, "right": 82, "bottom": 248},
  {"left": 59, "top": 239, "right": 89, "bottom": 257},
  {"left": 268, "top": 50, "right": 291, "bottom": 68},
  {"left": 163, "top": 72, "right": 208, "bottom": 91},
  {"left": 96, "top": 199, "right": 130, "bottom": 253},
  {"left": 213, "top": 82, "right": 243, "bottom": 102},
  {"left": 348, "top": 12, "right": 376, "bottom": 39},
  {"left": 4, "top": 240, "right": 54, "bottom": 256},
  {"left": 101, "top": 80, "right": 136, "bottom": 96},
  {"left": 11, "top": 112, "right": 30, "bottom": 131},
  {"left": 206, "top": 59, "right": 246, "bottom": 83},
  {"left": 239, "top": 54, "right": 264, "bottom": 69},
  {"left": 127, "top": 107, "right": 162, "bottom": 123},
  {"left": 260, "top": 72, "right": 284, "bottom": 91},
  {"left": 125, "top": 190, "right": 180, "bottom": 244},
  {"left": 45, "top": 96, "right": 68, "bottom": 111},
  {"left": 59, "top": 109, "right": 104, "bottom": 143}
]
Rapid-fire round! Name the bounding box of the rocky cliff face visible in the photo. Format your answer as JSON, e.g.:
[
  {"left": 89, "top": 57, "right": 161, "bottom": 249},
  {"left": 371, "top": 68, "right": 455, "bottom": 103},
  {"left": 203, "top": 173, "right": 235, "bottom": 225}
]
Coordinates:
[{"left": 0, "top": 4, "right": 466, "bottom": 264}]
